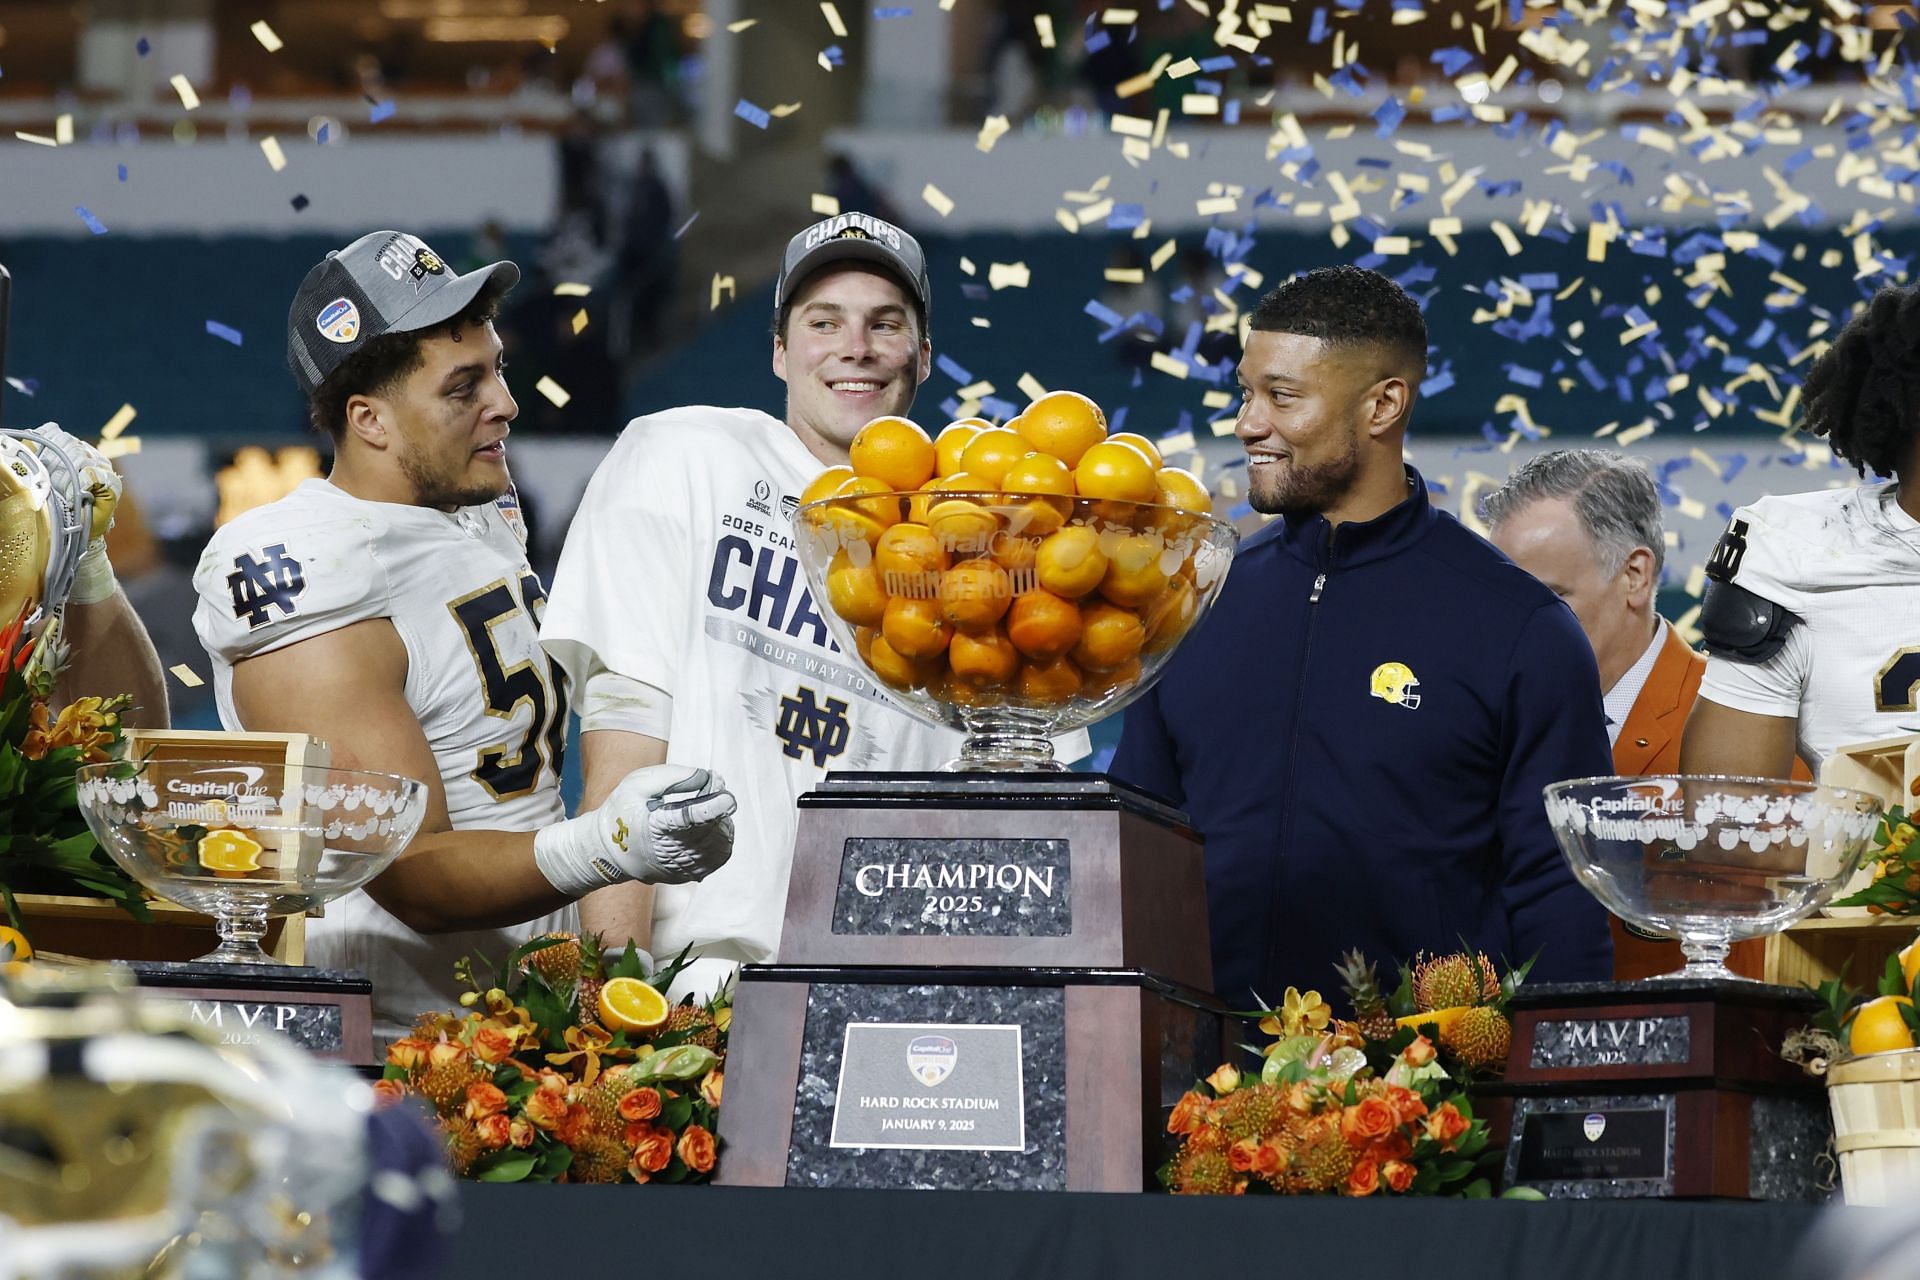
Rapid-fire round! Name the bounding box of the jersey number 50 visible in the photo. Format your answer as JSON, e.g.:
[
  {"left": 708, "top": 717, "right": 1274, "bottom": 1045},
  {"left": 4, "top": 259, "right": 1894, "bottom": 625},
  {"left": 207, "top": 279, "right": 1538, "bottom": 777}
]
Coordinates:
[{"left": 449, "top": 573, "right": 568, "bottom": 799}]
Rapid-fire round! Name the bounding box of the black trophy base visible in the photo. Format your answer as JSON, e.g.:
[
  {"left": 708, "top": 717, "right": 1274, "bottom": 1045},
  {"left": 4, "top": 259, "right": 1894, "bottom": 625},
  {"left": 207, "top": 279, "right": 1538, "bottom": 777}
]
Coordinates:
[
  {"left": 120, "top": 960, "right": 374, "bottom": 1064},
  {"left": 1481, "top": 977, "right": 1830, "bottom": 1201},
  {"left": 714, "top": 964, "right": 1227, "bottom": 1192}
]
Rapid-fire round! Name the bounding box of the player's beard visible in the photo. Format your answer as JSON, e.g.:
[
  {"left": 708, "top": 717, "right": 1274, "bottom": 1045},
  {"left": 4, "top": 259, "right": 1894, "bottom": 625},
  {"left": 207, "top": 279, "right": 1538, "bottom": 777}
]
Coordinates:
[
  {"left": 400, "top": 443, "right": 506, "bottom": 510},
  {"left": 1249, "top": 432, "right": 1361, "bottom": 517}
]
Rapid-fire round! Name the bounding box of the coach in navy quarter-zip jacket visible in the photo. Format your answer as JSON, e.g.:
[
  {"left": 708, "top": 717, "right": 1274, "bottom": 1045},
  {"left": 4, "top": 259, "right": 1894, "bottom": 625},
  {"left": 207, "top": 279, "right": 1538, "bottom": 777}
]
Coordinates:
[{"left": 1112, "top": 267, "right": 1613, "bottom": 1010}]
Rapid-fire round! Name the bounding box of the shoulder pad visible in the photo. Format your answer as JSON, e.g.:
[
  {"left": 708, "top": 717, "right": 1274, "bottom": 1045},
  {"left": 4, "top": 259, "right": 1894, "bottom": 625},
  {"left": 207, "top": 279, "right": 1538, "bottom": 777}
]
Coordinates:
[{"left": 1698, "top": 577, "right": 1799, "bottom": 663}]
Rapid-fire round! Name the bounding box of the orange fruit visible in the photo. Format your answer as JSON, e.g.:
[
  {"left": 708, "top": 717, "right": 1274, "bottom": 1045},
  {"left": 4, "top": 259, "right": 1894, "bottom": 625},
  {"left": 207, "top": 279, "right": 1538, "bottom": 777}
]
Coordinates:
[
  {"left": 1072, "top": 601, "right": 1146, "bottom": 671},
  {"left": 1075, "top": 441, "right": 1160, "bottom": 505},
  {"left": 838, "top": 475, "right": 904, "bottom": 529},
  {"left": 1081, "top": 656, "right": 1143, "bottom": 700},
  {"left": 1156, "top": 466, "right": 1212, "bottom": 515},
  {"left": 927, "top": 490, "right": 1000, "bottom": 553},
  {"left": 1902, "top": 934, "right": 1920, "bottom": 994},
  {"left": 1035, "top": 525, "right": 1110, "bottom": 599},
  {"left": 800, "top": 465, "right": 856, "bottom": 508},
  {"left": 958, "top": 428, "right": 1033, "bottom": 487},
  {"left": 199, "top": 828, "right": 264, "bottom": 874},
  {"left": 1018, "top": 656, "right": 1084, "bottom": 703},
  {"left": 869, "top": 632, "right": 940, "bottom": 689},
  {"left": 1017, "top": 390, "right": 1108, "bottom": 467},
  {"left": 1108, "top": 431, "right": 1165, "bottom": 469},
  {"left": 873, "top": 522, "right": 950, "bottom": 586},
  {"left": 599, "top": 976, "right": 671, "bottom": 1034},
  {"left": 935, "top": 420, "right": 988, "bottom": 477},
  {"left": 854, "top": 625, "right": 878, "bottom": 665},
  {"left": 939, "top": 560, "right": 1013, "bottom": 632},
  {"left": 850, "top": 416, "right": 937, "bottom": 491},
  {"left": 882, "top": 595, "right": 953, "bottom": 658},
  {"left": 1143, "top": 578, "right": 1199, "bottom": 653},
  {"left": 990, "top": 532, "right": 1039, "bottom": 575},
  {"left": 1099, "top": 533, "right": 1171, "bottom": 608},
  {"left": 910, "top": 471, "right": 970, "bottom": 524},
  {"left": 1850, "top": 995, "right": 1917, "bottom": 1055},
  {"left": 948, "top": 627, "right": 1022, "bottom": 687},
  {"left": 1006, "top": 589, "right": 1084, "bottom": 661},
  {"left": 0, "top": 925, "right": 32, "bottom": 968},
  {"left": 1000, "top": 452, "right": 1075, "bottom": 537},
  {"left": 942, "top": 674, "right": 1005, "bottom": 708},
  {"left": 826, "top": 549, "right": 889, "bottom": 626}
]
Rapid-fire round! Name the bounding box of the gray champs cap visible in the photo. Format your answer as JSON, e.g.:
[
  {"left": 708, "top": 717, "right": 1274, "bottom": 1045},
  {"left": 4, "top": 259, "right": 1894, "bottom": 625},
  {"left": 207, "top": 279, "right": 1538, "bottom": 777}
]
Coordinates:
[
  {"left": 774, "top": 212, "right": 930, "bottom": 325},
  {"left": 286, "top": 230, "right": 520, "bottom": 397}
]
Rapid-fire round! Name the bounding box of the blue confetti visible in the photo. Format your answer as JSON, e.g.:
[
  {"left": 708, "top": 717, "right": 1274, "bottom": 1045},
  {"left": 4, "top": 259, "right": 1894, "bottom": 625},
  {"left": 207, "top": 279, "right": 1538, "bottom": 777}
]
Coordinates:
[
  {"left": 1085, "top": 29, "right": 1111, "bottom": 53},
  {"left": 1084, "top": 299, "right": 1125, "bottom": 327},
  {"left": 206, "top": 320, "right": 243, "bottom": 346},
  {"left": 734, "top": 99, "right": 770, "bottom": 129},
  {"left": 136, "top": 37, "right": 150, "bottom": 56},
  {"left": 369, "top": 100, "right": 396, "bottom": 123},
  {"left": 1308, "top": 8, "right": 1329, "bottom": 43},
  {"left": 317, "top": 122, "right": 330, "bottom": 143},
  {"left": 873, "top": 5, "right": 912, "bottom": 15},
  {"left": 116, "top": 164, "right": 127, "bottom": 182},
  {"left": 1505, "top": 364, "right": 1545, "bottom": 389},
  {"left": 673, "top": 211, "right": 699, "bottom": 239},
  {"left": 1372, "top": 96, "right": 1406, "bottom": 137},
  {"left": 935, "top": 353, "right": 972, "bottom": 384},
  {"left": 291, "top": 193, "right": 310, "bottom": 211},
  {"left": 1431, "top": 47, "right": 1476, "bottom": 76},
  {"left": 822, "top": 44, "right": 845, "bottom": 66},
  {"left": 1223, "top": 99, "right": 1240, "bottom": 126},
  {"left": 1198, "top": 55, "right": 1237, "bottom": 72},
  {"left": 73, "top": 206, "right": 107, "bottom": 235}
]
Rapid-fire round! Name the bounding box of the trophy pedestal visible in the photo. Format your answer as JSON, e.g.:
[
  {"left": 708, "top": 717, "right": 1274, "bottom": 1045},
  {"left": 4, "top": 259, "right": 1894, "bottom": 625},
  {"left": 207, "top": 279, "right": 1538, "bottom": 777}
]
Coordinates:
[
  {"left": 121, "top": 960, "right": 374, "bottom": 1064},
  {"left": 715, "top": 773, "right": 1223, "bottom": 1191},
  {"left": 1483, "top": 979, "right": 1829, "bottom": 1200}
]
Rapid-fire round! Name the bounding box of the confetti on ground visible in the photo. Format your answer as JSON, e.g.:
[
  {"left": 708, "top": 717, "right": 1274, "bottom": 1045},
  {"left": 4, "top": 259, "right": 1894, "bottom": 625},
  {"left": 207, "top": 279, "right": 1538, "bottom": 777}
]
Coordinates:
[
  {"left": 101, "top": 404, "right": 136, "bottom": 438},
  {"left": 205, "top": 321, "right": 243, "bottom": 346},
  {"left": 534, "top": 377, "right": 571, "bottom": 408},
  {"left": 170, "top": 74, "right": 199, "bottom": 110},
  {"left": 251, "top": 20, "right": 283, "bottom": 51},
  {"left": 168, "top": 664, "right": 204, "bottom": 689},
  {"left": 74, "top": 207, "right": 107, "bottom": 235},
  {"left": 259, "top": 136, "right": 287, "bottom": 171}
]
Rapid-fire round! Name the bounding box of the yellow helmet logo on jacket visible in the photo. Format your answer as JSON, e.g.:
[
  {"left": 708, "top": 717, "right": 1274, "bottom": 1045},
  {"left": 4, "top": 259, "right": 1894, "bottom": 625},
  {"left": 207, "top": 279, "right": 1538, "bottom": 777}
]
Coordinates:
[{"left": 1369, "top": 662, "right": 1422, "bottom": 709}]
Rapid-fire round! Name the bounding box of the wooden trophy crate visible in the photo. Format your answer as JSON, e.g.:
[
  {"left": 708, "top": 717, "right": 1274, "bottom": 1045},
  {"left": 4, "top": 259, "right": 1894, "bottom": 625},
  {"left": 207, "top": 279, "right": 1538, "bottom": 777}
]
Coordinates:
[
  {"left": 1764, "top": 734, "right": 1920, "bottom": 987},
  {"left": 12, "top": 730, "right": 330, "bottom": 966}
]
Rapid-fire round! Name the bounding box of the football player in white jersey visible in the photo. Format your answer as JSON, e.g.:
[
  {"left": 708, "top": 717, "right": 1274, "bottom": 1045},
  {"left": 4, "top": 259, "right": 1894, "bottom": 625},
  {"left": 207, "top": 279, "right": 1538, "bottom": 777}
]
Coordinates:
[
  {"left": 1683, "top": 281, "right": 1920, "bottom": 776},
  {"left": 544, "top": 213, "right": 1087, "bottom": 999},
  {"left": 192, "top": 231, "right": 737, "bottom": 1038}
]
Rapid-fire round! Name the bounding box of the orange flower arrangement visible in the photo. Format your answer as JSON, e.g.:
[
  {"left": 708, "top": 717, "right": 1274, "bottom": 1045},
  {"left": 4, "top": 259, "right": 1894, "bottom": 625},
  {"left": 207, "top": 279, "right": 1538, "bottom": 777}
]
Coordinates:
[{"left": 377, "top": 933, "right": 729, "bottom": 1185}]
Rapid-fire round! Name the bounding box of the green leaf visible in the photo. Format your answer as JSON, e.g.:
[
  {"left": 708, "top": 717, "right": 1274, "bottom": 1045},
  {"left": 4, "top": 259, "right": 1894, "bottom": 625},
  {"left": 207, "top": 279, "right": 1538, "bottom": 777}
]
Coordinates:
[
  {"left": 662, "top": 1093, "right": 694, "bottom": 1130},
  {"left": 472, "top": 1149, "right": 539, "bottom": 1182},
  {"left": 608, "top": 940, "right": 650, "bottom": 983},
  {"left": 1459, "top": 1178, "right": 1493, "bottom": 1199},
  {"left": 648, "top": 942, "right": 700, "bottom": 995},
  {"left": 1882, "top": 952, "right": 1907, "bottom": 998},
  {"left": 533, "top": 1142, "right": 574, "bottom": 1181},
  {"left": 1500, "top": 1186, "right": 1548, "bottom": 1200}
]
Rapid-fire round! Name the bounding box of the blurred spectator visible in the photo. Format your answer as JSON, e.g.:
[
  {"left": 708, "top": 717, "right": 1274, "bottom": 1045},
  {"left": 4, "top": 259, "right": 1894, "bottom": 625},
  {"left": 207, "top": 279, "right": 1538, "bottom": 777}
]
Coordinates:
[
  {"left": 505, "top": 265, "right": 619, "bottom": 437},
  {"left": 618, "top": 148, "right": 678, "bottom": 362},
  {"left": 557, "top": 112, "right": 609, "bottom": 245},
  {"left": 619, "top": 1, "right": 686, "bottom": 125},
  {"left": 827, "top": 153, "right": 903, "bottom": 228},
  {"left": 981, "top": 0, "right": 1074, "bottom": 118},
  {"left": 461, "top": 220, "right": 511, "bottom": 278}
]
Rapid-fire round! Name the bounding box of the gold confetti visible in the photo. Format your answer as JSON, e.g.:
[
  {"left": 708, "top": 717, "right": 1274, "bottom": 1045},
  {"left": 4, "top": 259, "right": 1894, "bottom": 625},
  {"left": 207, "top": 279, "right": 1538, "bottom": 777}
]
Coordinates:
[
  {"left": 1617, "top": 421, "right": 1656, "bottom": 446},
  {"left": 822, "top": 2, "right": 848, "bottom": 37},
  {"left": 14, "top": 132, "right": 55, "bottom": 147},
  {"left": 1034, "top": 13, "right": 1056, "bottom": 47},
  {"left": 571, "top": 309, "right": 589, "bottom": 335},
  {"left": 1103, "top": 7, "right": 1140, "bottom": 20},
  {"left": 1375, "top": 236, "right": 1412, "bottom": 255},
  {"left": 956, "top": 380, "right": 996, "bottom": 401},
  {"left": 1076, "top": 198, "right": 1114, "bottom": 226},
  {"left": 959, "top": 257, "right": 977, "bottom": 275},
  {"left": 1167, "top": 57, "right": 1201, "bottom": 78},
  {"left": 1017, "top": 373, "right": 1048, "bottom": 401},
  {"left": 98, "top": 437, "right": 141, "bottom": 460},
  {"left": 977, "top": 115, "right": 1011, "bottom": 152},
  {"left": 553, "top": 282, "right": 591, "bottom": 297},
  {"left": 1196, "top": 195, "right": 1238, "bottom": 217},
  {"left": 260, "top": 136, "right": 287, "bottom": 172},
  {"left": 812, "top": 192, "right": 840, "bottom": 215},
  {"left": 534, "top": 376, "right": 571, "bottom": 408},
  {"left": 171, "top": 75, "right": 200, "bottom": 111},
  {"left": 1150, "top": 351, "right": 1191, "bottom": 379},
  {"left": 1490, "top": 221, "right": 1523, "bottom": 256},
  {"left": 727, "top": 18, "right": 758, "bottom": 32},
  {"left": 1182, "top": 94, "right": 1220, "bottom": 115},
  {"left": 922, "top": 184, "right": 955, "bottom": 217},
  {"left": 1111, "top": 114, "right": 1154, "bottom": 138},
  {"left": 711, "top": 274, "right": 736, "bottom": 310},
  {"left": 1684, "top": 565, "right": 1708, "bottom": 598},
  {"left": 251, "top": 20, "right": 283, "bottom": 51},
  {"left": 1116, "top": 53, "right": 1171, "bottom": 98},
  {"left": 101, "top": 405, "right": 137, "bottom": 439},
  {"left": 168, "top": 664, "right": 205, "bottom": 688},
  {"left": 55, "top": 114, "right": 72, "bottom": 145},
  {"left": 1202, "top": 390, "right": 1234, "bottom": 409},
  {"left": 1150, "top": 239, "right": 1177, "bottom": 271},
  {"left": 771, "top": 102, "right": 803, "bottom": 118},
  {"left": 1159, "top": 430, "right": 1197, "bottom": 453},
  {"left": 988, "top": 262, "right": 1031, "bottom": 290},
  {"left": 1104, "top": 268, "right": 1145, "bottom": 283}
]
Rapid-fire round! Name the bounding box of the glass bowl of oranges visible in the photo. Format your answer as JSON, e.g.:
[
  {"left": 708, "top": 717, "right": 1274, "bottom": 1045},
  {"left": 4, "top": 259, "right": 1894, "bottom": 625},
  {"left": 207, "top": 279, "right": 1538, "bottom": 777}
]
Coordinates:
[{"left": 792, "top": 392, "right": 1239, "bottom": 771}]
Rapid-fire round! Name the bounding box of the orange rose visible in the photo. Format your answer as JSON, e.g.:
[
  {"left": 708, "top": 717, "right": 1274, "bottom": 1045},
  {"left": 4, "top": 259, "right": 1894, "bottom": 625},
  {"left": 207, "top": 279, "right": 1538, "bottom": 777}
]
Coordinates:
[
  {"left": 1385, "top": 1085, "right": 1427, "bottom": 1127},
  {"left": 427, "top": 1040, "right": 470, "bottom": 1070},
  {"left": 619, "top": 1087, "right": 664, "bottom": 1122},
  {"left": 1384, "top": 1159, "right": 1416, "bottom": 1193},
  {"left": 1167, "top": 1090, "right": 1209, "bottom": 1136},
  {"left": 1339, "top": 1096, "right": 1397, "bottom": 1146},
  {"left": 701, "top": 1070, "right": 724, "bottom": 1109},
  {"left": 1283, "top": 1083, "right": 1315, "bottom": 1115},
  {"left": 509, "top": 1117, "right": 537, "bottom": 1149},
  {"left": 1372, "top": 1131, "right": 1412, "bottom": 1164},
  {"left": 1253, "top": 1140, "right": 1286, "bottom": 1180},
  {"left": 386, "top": 1038, "right": 430, "bottom": 1071},
  {"left": 1347, "top": 1157, "right": 1380, "bottom": 1197},
  {"left": 1205, "top": 1064, "right": 1242, "bottom": 1094},
  {"left": 678, "top": 1124, "right": 718, "bottom": 1174},
  {"left": 463, "top": 1082, "right": 508, "bottom": 1121},
  {"left": 1402, "top": 1035, "right": 1437, "bottom": 1068},
  {"left": 536, "top": 1069, "right": 569, "bottom": 1095},
  {"left": 633, "top": 1125, "right": 675, "bottom": 1174},
  {"left": 524, "top": 1088, "right": 570, "bottom": 1131},
  {"left": 475, "top": 1114, "right": 512, "bottom": 1149},
  {"left": 1228, "top": 1138, "right": 1258, "bottom": 1173},
  {"left": 625, "top": 1157, "right": 652, "bottom": 1184},
  {"left": 471, "top": 1024, "right": 517, "bottom": 1065},
  {"left": 370, "top": 1079, "right": 410, "bottom": 1109},
  {"left": 1424, "top": 1102, "right": 1470, "bottom": 1149}
]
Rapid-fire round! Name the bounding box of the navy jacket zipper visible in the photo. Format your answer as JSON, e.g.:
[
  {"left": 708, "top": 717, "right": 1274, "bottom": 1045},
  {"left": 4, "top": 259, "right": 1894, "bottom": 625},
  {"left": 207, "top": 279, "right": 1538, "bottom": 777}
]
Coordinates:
[{"left": 1264, "top": 525, "right": 1333, "bottom": 985}]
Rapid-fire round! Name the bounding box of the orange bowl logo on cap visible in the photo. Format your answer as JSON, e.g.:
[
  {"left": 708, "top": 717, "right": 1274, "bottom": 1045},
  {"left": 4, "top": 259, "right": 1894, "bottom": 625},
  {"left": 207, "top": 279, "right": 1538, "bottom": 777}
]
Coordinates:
[{"left": 316, "top": 297, "right": 359, "bottom": 344}]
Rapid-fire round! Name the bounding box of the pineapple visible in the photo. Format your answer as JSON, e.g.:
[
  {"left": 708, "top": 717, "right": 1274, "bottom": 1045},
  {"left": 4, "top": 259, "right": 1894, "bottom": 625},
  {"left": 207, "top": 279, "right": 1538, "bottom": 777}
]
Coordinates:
[
  {"left": 1335, "top": 949, "right": 1397, "bottom": 1041},
  {"left": 659, "top": 1002, "right": 722, "bottom": 1052},
  {"left": 1441, "top": 1005, "right": 1512, "bottom": 1069}
]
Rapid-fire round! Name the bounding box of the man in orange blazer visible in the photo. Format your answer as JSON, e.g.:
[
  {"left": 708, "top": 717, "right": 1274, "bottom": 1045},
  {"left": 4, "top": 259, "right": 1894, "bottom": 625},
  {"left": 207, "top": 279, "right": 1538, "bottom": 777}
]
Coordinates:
[{"left": 1484, "top": 450, "right": 1805, "bottom": 981}]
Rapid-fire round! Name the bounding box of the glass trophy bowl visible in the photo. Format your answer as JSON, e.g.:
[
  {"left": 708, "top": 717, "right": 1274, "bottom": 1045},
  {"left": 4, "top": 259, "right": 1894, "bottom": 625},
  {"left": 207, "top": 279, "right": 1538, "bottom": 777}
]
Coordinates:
[
  {"left": 1543, "top": 775, "right": 1884, "bottom": 980},
  {"left": 793, "top": 489, "right": 1239, "bottom": 770},
  {"left": 75, "top": 759, "right": 430, "bottom": 966}
]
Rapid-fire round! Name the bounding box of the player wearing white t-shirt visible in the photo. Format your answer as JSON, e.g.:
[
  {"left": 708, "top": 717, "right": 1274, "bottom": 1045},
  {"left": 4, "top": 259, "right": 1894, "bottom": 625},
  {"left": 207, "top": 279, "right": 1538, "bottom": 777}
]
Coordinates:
[
  {"left": 192, "top": 231, "right": 738, "bottom": 1040},
  {"left": 542, "top": 213, "right": 960, "bottom": 998},
  {"left": 1684, "top": 282, "right": 1920, "bottom": 777}
]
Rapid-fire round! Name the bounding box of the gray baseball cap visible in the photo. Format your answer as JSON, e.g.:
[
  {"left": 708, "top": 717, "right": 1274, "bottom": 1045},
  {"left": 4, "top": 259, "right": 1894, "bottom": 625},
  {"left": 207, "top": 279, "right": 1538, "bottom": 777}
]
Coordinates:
[
  {"left": 774, "top": 212, "right": 929, "bottom": 326},
  {"left": 286, "top": 230, "right": 520, "bottom": 397}
]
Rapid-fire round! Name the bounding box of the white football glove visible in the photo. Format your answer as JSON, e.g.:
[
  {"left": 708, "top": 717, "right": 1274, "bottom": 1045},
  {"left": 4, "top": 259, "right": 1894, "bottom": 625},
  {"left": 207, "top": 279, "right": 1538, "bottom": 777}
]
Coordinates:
[
  {"left": 30, "top": 422, "right": 121, "bottom": 605},
  {"left": 532, "top": 764, "right": 737, "bottom": 898}
]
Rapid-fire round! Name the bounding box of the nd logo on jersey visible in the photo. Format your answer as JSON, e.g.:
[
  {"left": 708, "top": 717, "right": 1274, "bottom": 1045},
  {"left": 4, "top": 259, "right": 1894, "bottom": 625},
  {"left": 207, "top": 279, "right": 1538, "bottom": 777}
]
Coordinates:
[
  {"left": 775, "top": 686, "right": 850, "bottom": 766},
  {"left": 228, "top": 544, "right": 306, "bottom": 629}
]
